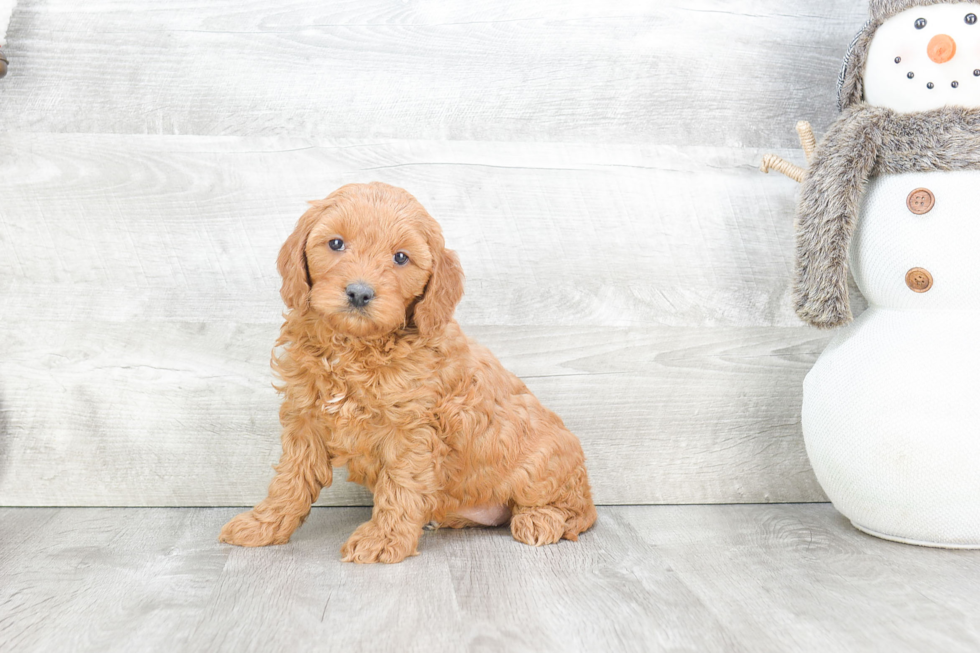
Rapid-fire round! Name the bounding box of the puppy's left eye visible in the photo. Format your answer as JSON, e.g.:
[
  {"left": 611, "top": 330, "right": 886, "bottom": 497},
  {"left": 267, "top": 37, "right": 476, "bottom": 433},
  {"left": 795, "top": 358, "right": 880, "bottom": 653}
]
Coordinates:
[
  {"left": 393, "top": 252, "right": 409, "bottom": 266},
  {"left": 328, "top": 238, "right": 345, "bottom": 251}
]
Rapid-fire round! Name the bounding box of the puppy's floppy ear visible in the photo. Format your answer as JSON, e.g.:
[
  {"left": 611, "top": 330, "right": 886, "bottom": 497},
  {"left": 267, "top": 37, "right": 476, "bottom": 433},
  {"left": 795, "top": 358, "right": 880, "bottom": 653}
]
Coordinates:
[
  {"left": 413, "top": 244, "right": 464, "bottom": 338},
  {"left": 277, "top": 201, "right": 329, "bottom": 311}
]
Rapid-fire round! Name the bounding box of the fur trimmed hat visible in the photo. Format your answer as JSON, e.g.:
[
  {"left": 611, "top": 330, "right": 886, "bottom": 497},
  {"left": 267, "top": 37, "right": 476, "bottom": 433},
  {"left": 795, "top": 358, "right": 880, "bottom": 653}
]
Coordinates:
[
  {"left": 870, "top": 0, "right": 972, "bottom": 17},
  {"left": 838, "top": 0, "right": 980, "bottom": 111}
]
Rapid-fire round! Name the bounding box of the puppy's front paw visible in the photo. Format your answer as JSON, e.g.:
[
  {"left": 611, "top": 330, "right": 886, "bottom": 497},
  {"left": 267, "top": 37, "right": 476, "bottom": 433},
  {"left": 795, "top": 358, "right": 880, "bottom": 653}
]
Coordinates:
[
  {"left": 341, "top": 521, "right": 419, "bottom": 564},
  {"left": 219, "top": 510, "right": 292, "bottom": 547}
]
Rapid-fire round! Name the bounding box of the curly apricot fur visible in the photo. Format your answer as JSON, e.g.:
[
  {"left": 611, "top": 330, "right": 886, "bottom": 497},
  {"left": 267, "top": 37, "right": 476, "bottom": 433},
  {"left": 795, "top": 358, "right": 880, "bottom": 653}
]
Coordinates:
[{"left": 220, "top": 182, "right": 596, "bottom": 563}]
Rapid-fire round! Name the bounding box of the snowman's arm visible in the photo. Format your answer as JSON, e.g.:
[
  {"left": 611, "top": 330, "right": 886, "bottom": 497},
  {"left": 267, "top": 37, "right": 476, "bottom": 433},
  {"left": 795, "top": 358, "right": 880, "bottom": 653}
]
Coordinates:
[
  {"left": 759, "top": 121, "right": 816, "bottom": 183},
  {"left": 760, "top": 155, "right": 805, "bottom": 183},
  {"left": 797, "top": 121, "right": 816, "bottom": 161}
]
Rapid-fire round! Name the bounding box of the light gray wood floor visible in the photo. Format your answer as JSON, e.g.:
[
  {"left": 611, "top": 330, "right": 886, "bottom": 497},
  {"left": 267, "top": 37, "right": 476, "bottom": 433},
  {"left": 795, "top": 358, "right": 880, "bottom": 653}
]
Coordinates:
[{"left": 1, "top": 505, "right": 977, "bottom": 653}]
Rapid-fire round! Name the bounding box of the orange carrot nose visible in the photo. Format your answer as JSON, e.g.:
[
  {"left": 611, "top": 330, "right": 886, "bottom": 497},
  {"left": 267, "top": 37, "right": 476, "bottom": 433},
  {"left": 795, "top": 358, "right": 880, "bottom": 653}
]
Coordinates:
[{"left": 928, "top": 34, "right": 957, "bottom": 63}]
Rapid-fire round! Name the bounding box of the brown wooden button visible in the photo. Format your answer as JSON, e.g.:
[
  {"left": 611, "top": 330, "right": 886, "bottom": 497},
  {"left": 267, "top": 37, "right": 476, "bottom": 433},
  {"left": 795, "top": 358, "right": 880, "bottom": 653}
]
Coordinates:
[
  {"left": 907, "top": 188, "right": 935, "bottom": 215},
  {"left": 906, "top": 267, "right": 934, "bottom": 293},
  {"left": 0, "top": 50, "right": 7, "bottom": 79}
]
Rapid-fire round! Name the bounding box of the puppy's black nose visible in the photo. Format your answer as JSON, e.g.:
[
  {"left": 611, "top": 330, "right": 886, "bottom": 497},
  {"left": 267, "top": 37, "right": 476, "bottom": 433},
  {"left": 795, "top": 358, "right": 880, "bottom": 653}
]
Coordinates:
[{"left": 346, "top": 282, "right": 375, "bottom": 308}]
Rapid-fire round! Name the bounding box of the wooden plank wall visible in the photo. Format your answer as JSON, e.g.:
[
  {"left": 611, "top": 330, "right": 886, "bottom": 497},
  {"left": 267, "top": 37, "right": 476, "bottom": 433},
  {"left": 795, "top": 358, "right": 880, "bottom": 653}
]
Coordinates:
[{"left": 0, "top": 0, "right": 869, "bottom": 507}]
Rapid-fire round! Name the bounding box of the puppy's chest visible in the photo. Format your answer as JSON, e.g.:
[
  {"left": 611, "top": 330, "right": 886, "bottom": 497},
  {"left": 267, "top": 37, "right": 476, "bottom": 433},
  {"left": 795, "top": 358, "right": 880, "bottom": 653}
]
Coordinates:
[{"left": 311, "top": 353, "right": 438, "bottom": 445}]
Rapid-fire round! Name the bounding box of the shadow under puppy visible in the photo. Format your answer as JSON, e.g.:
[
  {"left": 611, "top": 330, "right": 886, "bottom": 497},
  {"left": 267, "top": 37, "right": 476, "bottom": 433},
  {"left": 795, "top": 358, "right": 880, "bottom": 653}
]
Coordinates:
[{"left": 220, "top": 182, "right": 597, "bottom": 563}]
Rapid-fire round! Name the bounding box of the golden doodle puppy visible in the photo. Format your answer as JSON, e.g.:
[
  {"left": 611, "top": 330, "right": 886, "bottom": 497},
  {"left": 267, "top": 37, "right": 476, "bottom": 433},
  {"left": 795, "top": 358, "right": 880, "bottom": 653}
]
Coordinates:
[{"left": 220, "top": 182, "right": 596, "bottom": 563}]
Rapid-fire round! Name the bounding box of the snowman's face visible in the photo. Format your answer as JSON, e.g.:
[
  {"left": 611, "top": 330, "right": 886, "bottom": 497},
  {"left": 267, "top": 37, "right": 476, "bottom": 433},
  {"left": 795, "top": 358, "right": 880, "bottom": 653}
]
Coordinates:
[{"left": 864, "top": 3, "right": 980, "bottom": 112}]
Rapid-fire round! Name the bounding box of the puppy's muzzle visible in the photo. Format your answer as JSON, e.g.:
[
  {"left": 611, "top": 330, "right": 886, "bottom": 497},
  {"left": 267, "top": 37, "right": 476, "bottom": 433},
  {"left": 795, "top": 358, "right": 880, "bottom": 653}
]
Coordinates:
[{"left": 346, "top": 282, "right": 375, "bottom": 309}]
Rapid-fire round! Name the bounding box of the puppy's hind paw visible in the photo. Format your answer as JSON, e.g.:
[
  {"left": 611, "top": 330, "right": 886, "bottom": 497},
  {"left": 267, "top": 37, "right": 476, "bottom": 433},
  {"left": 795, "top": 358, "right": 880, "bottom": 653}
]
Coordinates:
[
  {"left": 510, "top": 506, "right": 567, "bottom": 547},
  {"left": 219, "top": 511, "right": 293, "bottom": 547}
]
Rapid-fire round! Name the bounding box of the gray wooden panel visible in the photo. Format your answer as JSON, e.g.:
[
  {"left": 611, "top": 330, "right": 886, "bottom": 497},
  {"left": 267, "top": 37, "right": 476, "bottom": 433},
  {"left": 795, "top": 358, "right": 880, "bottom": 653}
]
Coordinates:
[
  {"left": 3, "top": 506, "right": 980, "bottom": 653},
  {"left": 0, "top": 0, "right": 865, "bottom": 147},
  {"left": 0, "top": 322, "right": 830, "bottom": 506},
  {"left": 0, "top": 133, "right": 814, "bottom": 328},
  {"left": 0, "top": 134, "right": 836, "bottom": 506}
]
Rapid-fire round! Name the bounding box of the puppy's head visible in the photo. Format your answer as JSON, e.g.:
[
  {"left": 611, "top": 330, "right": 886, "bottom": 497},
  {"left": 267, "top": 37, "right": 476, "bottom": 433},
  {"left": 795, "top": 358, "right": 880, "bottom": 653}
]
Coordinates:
[{"left": 277, "top": 182, "right": 464, "bottom": 338}]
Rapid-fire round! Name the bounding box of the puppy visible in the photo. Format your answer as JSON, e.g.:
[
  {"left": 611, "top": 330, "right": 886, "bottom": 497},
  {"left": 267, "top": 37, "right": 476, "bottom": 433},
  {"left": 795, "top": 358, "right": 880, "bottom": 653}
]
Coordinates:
[{"left": 220, "top": 182, "right": 596, "bottom": 563}]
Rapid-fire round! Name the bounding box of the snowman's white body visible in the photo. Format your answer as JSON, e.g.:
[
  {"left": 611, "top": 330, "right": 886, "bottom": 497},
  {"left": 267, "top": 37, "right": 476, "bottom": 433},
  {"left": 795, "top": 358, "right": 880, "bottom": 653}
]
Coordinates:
[{"left": 803, "top": 170, "right": 980, "bottom": 546}]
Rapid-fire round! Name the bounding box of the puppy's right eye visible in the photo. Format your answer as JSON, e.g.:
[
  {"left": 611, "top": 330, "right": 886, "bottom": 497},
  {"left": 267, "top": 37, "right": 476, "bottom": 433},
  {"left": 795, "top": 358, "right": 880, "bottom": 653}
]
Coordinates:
[{"left": 328, "top": 238, "right": 345, "bottom": 251}]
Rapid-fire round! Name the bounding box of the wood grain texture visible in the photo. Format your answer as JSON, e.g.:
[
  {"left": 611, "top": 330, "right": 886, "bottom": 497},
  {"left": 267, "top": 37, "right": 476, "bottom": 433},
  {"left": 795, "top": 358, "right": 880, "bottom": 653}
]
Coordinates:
[
  {"left": 2, "top": 505, "right": 979, "bottom": 653},
  {"left": 0, "top": 0, "right": 870, "bottom": 507},
  {"left": 0, "top": 322, "right": 830, "bottom": 506},
  {"left": 0, "top": 0, "right": 865, "bottom": 147},
  {"left": 0, "top": 133, "right": 820, "bottom": 328},
  {"left": 0, "top": 133, "right": 838, "bottom": 505},
  {"left": 622, "top": 505, "right": 980, "bottom": 652},
  {"left": 0, "top": 133, "right": 839, "bottom": 505}
]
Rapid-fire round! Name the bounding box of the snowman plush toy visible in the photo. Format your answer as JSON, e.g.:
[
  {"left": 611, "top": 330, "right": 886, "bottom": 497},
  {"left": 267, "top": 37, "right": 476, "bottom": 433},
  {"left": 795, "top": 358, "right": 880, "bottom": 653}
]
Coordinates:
[{"left": 766, "top": 0, "right": 980, "bottom": 548}]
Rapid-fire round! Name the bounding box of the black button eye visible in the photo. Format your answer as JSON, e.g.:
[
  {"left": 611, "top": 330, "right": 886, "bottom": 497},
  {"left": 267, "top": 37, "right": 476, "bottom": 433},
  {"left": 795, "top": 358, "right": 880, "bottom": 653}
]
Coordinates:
[
  {"left": 393, "top": 252, "right": 409, "bottom": 266},
  {"left": 967, "top": 13, "right": 978, "bottom": 25},
  {"left": 915, "top": 17, "right": 927, "bottom": 29},
  {"left": 328, "top": 238, "right": 345, "bottom": 251}
]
